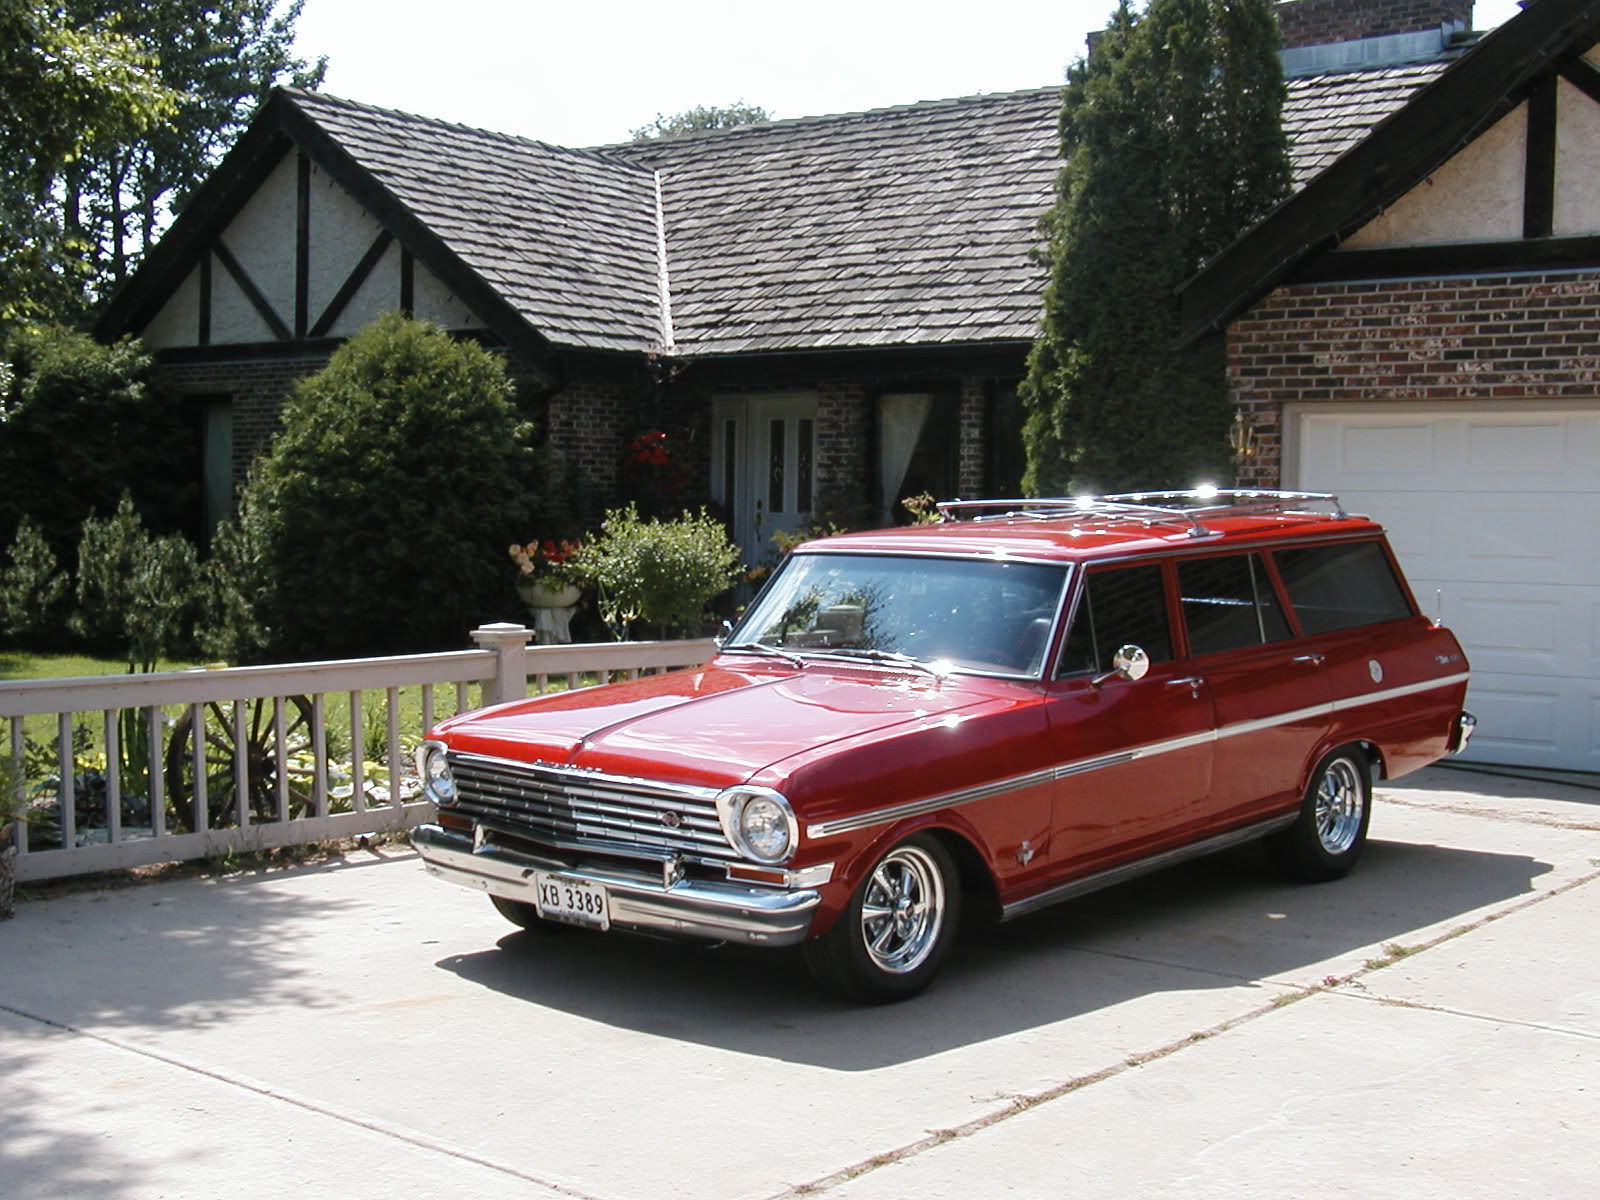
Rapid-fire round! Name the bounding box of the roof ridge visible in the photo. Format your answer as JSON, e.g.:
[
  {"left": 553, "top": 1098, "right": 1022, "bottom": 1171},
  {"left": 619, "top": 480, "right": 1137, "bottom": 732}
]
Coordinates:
[
  {"left": 279, "top": 86, "right": 645, "bottom": 169},
  {"left": 593, "top": 84, "right": 1067, "bottom": 152}
]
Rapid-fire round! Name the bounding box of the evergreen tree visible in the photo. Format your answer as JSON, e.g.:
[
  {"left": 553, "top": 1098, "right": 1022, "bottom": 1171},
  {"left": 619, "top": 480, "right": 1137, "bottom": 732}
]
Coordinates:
[{"left": 1021, "top": 0, "right": 1291, "bottom": 495}]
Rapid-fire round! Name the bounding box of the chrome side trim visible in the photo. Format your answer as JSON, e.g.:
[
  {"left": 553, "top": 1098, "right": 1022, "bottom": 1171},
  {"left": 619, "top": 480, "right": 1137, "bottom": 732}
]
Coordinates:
[
  {"left": 804, "top": 671, "right": 1471, "bottom": 839},
  {"left": 1330, "top": 672, "right": 1470, "bottom": 715},
  {"left": 412, "top": 825, "right": 820, "bottom": 947},
  {"left": 1000, "top": 814, "right": 1298, "bottom": 922}
]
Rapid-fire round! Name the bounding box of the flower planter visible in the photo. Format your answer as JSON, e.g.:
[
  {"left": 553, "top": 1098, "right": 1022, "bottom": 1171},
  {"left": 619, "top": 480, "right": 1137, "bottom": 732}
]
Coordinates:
[{"left": 517, "top": 578, "right": 581, "bottom": 608}]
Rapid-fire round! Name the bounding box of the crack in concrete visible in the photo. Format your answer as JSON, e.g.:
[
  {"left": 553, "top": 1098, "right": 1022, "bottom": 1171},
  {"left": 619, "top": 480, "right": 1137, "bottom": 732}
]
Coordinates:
[
  {"left": 770, "top": 864, "right": 1600, "bottom": 1198},
  {"left": 0, "top": 1001, "right": 606, "bottom": 1200}
]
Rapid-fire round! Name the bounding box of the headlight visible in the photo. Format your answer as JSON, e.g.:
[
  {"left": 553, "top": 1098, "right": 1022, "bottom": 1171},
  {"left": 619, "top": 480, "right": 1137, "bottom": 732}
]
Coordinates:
[
  {"left": 417, "top": 740, "right": 457, "bottom": 806},
  {"left": 716, "top": 786, "right": 796, "bottom": 864}
]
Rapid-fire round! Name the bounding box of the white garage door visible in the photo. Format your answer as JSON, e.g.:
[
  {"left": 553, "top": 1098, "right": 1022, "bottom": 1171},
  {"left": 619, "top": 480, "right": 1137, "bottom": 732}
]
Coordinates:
[{"left": 1291, "top": 405, "right": 1600, "bottom": 773}]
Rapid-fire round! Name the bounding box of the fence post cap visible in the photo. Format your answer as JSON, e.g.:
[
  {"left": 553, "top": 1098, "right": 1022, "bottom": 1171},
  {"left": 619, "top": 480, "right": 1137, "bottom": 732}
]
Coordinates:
[{"left": 470, "top": 622, "right": 533, "bottom": 649}]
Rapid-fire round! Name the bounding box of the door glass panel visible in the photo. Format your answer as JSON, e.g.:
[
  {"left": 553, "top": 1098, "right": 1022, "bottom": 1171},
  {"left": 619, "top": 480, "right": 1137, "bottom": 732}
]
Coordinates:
[
  {"left": 768, "top": 419, "right": 785, "bottom": 513},
  {"left": 1059, "top": 564, "right": 1172, "bottom": 676},
  {"left": 1179, "top": 553, "right": 1290, "bottom": 656},
  {"left": 797, "top": 418, "right": 814, "bottom": 512}
]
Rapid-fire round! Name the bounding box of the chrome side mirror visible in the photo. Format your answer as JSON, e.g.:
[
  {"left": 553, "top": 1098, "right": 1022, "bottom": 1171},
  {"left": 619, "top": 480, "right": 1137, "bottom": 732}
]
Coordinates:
[
  {"left": 715, "top": 619, "right": 734, "bottom": 648},
  {"left": 1093, "top": 644, "right": 1150, "bottom": 687}
]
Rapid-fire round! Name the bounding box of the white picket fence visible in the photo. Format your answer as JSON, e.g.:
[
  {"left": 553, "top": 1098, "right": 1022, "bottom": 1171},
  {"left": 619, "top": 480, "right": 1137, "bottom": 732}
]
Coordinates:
[{"left": 0, "top": 624, "right": 717, "bottom": 883}]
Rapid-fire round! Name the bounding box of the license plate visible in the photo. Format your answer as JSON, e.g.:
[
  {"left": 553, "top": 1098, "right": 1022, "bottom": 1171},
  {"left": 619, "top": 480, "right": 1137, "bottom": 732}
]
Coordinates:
[{"left": 532, "top": 871, "right": 610, "bottom": 930}]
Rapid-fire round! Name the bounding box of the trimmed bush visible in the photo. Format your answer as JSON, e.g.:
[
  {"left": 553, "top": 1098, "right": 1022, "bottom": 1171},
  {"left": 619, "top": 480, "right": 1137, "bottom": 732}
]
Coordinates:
[
  {"left": 243, "top": 313, "right": 541, "bottom": 659},
  {"left": 575, "top": 504, "right": 742, "bottom": 639}
]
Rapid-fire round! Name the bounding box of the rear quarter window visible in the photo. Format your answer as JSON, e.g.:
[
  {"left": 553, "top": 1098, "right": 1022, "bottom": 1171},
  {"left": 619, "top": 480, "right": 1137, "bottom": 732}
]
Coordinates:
[{"left": 1274, "top": 541, "right": 1414, "bottom": 635}]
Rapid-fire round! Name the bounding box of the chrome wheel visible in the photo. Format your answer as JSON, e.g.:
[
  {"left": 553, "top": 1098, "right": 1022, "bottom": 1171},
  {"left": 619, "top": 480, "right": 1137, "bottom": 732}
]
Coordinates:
[
  {"left": 1314, "top": 755, "right": 1366, "bottom": 854},
  {"left": 805, "top": 832, "right": 962, "bottom": 1001},
  {"left": 1266, "top": 745, "right": 1372, "bottom": 883},
  {"left": 858, "top": 845, "right": 947, "bottom": 974}
]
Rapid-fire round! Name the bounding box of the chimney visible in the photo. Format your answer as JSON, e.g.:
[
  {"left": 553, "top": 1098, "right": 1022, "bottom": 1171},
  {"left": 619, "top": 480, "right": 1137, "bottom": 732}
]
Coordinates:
[
  {"left": 1276, "top": 0, "right": 1473, "bottom": 49},
  {"left": 1276, "top": 0, "right": 1474, "bottom": 75}
]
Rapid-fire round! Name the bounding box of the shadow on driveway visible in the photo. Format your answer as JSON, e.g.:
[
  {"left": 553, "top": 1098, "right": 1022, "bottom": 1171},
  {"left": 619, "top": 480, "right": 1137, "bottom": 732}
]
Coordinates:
[{"left": 433, "top": 835, "right": 1547, "bottom": 1070}]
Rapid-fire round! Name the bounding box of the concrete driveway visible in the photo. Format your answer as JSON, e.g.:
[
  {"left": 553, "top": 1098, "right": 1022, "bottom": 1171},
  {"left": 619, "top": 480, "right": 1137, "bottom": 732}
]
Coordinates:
[{"left": 2, "top": 765, "right": 1597, "bottom": 1200}]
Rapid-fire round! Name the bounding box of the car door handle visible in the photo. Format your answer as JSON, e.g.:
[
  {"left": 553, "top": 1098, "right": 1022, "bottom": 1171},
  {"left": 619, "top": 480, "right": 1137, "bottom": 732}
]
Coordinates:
[
  {"left": 1292, "top": 653, "right": 1326, "bottom": 665},
  {"left": 1166, "top": 676, "right": 1205, "bottom": 699}
]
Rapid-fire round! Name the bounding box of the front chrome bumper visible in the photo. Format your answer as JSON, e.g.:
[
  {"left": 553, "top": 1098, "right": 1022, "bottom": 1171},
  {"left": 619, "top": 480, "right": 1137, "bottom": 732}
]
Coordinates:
[{"left": 411, "top": 825, "right": 820, "bottom": 947}]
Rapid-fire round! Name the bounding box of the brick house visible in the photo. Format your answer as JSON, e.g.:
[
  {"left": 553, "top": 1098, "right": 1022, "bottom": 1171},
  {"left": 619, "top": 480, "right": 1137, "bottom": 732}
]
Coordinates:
[
  {"left": 97, "top": 1, "right": 1592, "bottom": 768},
  {"left": 1184, "top": 0, "right": 1600, "bottom": 772},
  {"left": 94, "top": 0, "right": 1464, "bottom": 559}
]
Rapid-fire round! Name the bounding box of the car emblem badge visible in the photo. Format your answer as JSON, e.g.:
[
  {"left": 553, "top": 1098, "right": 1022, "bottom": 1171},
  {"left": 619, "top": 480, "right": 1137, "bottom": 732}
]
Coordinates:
[
  {"left": 1368, "top": 660, "right": 1384, "bottom": 683},
  {"left": 661, "top": 810, "right": 683, "bottom": 828}
]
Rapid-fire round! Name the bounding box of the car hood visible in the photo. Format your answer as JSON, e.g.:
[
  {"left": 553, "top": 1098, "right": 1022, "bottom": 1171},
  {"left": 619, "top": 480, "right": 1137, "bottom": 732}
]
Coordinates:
[{"left": 432, "top": 661, "right": 1006, "bottom": 789}]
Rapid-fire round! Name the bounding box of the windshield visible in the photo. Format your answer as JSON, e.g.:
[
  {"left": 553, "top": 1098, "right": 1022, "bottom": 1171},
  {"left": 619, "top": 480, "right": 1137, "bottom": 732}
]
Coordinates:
[{"left": 728, "top": 552, "right": 1069, "bottom": 677}]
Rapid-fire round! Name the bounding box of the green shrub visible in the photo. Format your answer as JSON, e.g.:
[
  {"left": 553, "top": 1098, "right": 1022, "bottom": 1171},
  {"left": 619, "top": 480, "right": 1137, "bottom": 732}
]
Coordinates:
[
  {"left": 194, "top": 482, "right": 272, "bottom": 665},
  {"left": 0, "top": 516, "right": 68, "bottom": 642},
  {"left": 0, "top": 325, "right": 196, "bottom": 557},
  {"left": 71, "top": 494, "right": 198, "bottom": 672},
  {"left": 245, "top": 313, "right": 542, "bottom": 659},
  {"left": 575, "top": 504, "right": 742, "bottom": 639}
]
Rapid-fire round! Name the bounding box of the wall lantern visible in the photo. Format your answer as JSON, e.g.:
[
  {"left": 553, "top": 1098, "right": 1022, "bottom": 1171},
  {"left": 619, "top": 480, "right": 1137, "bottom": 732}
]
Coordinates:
[{"left": 1228, "top": 409, "right": 1258, "bottom": 461}]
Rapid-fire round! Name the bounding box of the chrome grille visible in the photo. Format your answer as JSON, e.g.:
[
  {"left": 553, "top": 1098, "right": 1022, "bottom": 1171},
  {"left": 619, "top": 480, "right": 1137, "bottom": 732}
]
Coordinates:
[{"left": 448, "top": 751, "right": 736, "bottom": 864}]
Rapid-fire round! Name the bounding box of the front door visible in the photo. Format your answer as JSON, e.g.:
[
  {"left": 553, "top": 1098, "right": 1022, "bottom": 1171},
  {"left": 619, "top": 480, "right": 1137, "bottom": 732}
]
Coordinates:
[{"left": 712, "top": 394, "right": 818, "bottom": 566}]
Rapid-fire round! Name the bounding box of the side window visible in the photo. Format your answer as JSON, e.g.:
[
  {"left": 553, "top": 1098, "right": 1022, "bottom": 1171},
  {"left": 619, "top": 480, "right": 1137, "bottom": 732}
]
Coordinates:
[
  {"left": 1179, "top": 553, "right": 1290, "bottom": 657},
  {"left": 1274, "top": 541, "right": 1414, "bottom": 634},
  {"left": 1059, "top": 564, "right": 1172, "bottom": 676}
]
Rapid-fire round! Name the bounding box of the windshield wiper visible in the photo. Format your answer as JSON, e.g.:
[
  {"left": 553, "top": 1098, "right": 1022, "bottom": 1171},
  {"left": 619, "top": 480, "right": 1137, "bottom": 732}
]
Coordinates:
[
  {"left": 809, "top": 648, "right": 938, "bottom": 675},
  {"left": 721, "top": 641, "right": 805, "bottom": 667}
]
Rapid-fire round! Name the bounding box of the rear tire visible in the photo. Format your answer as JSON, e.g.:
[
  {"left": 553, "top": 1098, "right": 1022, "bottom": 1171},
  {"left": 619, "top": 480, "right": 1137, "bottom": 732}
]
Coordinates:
[
  {"left": 1267, "top": 746, "right": 1371, "bottom": 882},
  {"left": 804, "top": 832, "right": 961, "bottom": 1003}
]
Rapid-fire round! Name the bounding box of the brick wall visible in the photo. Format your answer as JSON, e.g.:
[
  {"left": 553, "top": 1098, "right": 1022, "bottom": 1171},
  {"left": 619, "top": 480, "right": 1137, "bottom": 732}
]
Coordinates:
[
  {"left": 156, "top": 355, "right": 329, "bottom": 481},
  {"left": 958, "top": 378, "right": 987, "bottom": 496},
  {"left": 1226, "top": 269, "right": 1600, "bottom": 485},
  {"left": 1274, "top": 0, "right": 1473, "bottom": 49},
  {"left": 815, "top": 381, "right": 871, "bottom": 520}
]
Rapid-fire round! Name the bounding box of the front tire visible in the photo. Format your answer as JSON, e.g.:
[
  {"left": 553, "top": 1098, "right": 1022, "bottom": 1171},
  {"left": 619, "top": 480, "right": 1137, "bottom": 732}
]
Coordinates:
[
  {"left": 490, "top": 894, "right": 566, "bottom": 931},
  {"left": 1267, "top": 746, "right": 1372, "bottom": 882},
  {"left": 804, "top": 832, "right": 961, "bottom": 1003}
]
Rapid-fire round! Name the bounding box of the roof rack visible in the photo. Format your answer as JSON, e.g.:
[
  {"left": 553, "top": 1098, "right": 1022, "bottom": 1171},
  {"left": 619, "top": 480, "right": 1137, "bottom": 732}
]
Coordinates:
[{"left": 934, "top": 489, "right": 1346, "bottom": 538}]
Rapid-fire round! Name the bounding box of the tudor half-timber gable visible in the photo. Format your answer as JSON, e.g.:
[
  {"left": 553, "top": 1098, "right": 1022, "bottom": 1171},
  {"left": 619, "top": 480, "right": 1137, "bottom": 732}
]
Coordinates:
[{"left": 1182, "top": 0, "right": 1600, "bottom": 774}]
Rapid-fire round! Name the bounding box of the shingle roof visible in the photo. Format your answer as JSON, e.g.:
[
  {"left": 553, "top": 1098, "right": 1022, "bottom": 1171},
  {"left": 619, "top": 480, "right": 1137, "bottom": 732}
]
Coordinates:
[
  {"left": 609, "top": 89, "right": 1063, "bottom": 357},
  {"left": 265, "top": 65, "right": 1451, "bottom": 359},
  {"left": 290, "top": 91, "right": 661, "bottom": 354},
  {"left": 1282, "top": 61, "right": 1452, "bottom": 187}
]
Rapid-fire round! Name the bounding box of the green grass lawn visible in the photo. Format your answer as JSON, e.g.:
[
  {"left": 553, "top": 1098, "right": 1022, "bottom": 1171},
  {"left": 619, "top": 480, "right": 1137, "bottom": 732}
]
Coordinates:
[{"left": 0, "top": 650, "right": 199, "bottom": 681}]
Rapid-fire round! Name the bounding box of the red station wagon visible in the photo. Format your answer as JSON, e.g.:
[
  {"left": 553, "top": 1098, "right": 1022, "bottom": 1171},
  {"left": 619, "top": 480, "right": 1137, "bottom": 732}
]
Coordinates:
[{"left": 413, "top": 490, "right": 1476, "bottom": 1001}]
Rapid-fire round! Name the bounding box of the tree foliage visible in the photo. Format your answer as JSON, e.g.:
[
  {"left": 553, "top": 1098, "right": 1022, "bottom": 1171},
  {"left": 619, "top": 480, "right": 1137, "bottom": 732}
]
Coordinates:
[
  {"left": 241, "top": 313, "right": 542, "bottom": 660},
  {"left": 0, "top": 1, "right": 323, "bottom": 330},
  {"left": 631, "top": 101, "right": 771, "bottom": 140},
  {"left": 0, "top": 517, "right": 69, "bottom": 643},
  {"left": 1021, "top": 0, "right": 1291, "bottom": 495},
  {"left": 57, "top": 1, "right": 326, "bottom": 289},
  {"left": 0, "top": 325, "right": 197, "bottom": 558},
  {"left": 0, "top": 0, "right": 180, "bottom": 330}
]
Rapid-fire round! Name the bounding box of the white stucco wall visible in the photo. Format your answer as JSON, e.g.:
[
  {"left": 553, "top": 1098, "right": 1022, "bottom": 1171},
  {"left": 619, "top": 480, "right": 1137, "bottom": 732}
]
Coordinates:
[
  {"left": 140, "top": 267, "right": 200, "bottom": 349},
  {"left": 305, "top": 163, "right": 385, "bottom": 325},
  {"left": 1554, "top": 75, "right": 1600, "bottom": 236},
  {"left": 133, "top": 148, "right": 489, "bottom": 348},
  {"left": 221, "top": 153, "right": 299, "bottom": 333},
  {"left": 1343, "top": 107, "right": 1526, "bottom": 248}
]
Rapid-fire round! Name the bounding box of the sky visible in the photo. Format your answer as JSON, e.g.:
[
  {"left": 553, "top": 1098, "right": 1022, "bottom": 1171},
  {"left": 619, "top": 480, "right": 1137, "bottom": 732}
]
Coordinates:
[{"left": 290, "top": 1, "right": 1530, "bottom": 149}]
